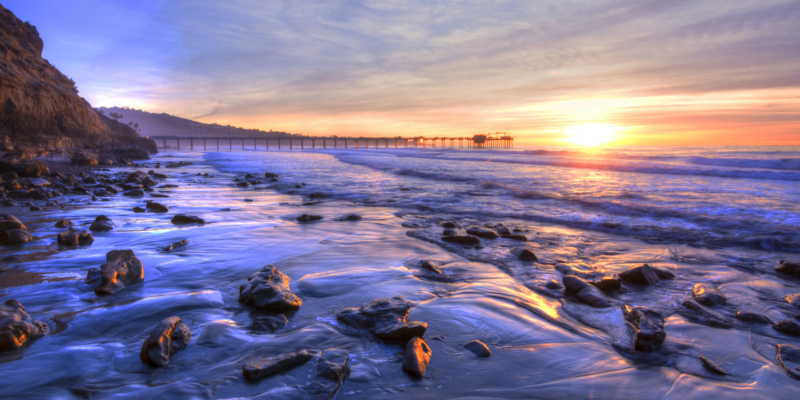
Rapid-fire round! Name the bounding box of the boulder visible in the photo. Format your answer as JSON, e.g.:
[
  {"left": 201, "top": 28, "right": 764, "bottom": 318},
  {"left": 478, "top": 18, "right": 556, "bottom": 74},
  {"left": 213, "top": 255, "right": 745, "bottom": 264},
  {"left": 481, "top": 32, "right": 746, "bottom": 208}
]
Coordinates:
[
  {"left": 692, "top": 283, "right": 727, "bottom": 306},
  {"left": 127, "top": 171, "right": 149, "bottom": 183},
  {"left": 89, "top": 216, "right": 115, "bottom": 231},
  {"left": 441, "top": 235, "right": 480, "bottom": 246},
  {"left": 239, "top": 265, "right": 302, "bottom": 312},
  {"left": 420, "top": 260, "right": 442, "bottom": 274},
  {"left": 85, "top": 250, "right": 144, "bottom": 295},
  {"left": 0, "top": 155, "right": 47, "bottom": 177},
  {"left": 619, "top": 264, "right": 674, "bottom": 285},
  {"left": 622, "top": 305, "right": 666, "bottom": 352},
  {"left": 70, "top": 151, "right": 98, "bottom": 166},
  {"left": 0, "top": 229, "right": 31, "bottom": 245},
  {"left": 310, "top": 349, "right": 350, "bottom": 399},
  {"left": 251, "top": 314, "right": 288, "bottom": 332},
  {"left": 146, "top": 202, "right": 169, "bottom": 213},
  {"left": 54, "top": 219, "right": 73, "bottom": 228},
  {"left": 243, "top": 349, "right": 319, "bottom": 382},
  {"left": 511, "top": 248, "right": 537, "bottom": 261},
  {"left": 171, "top": 214, "right": 206, "bottom": 224},
  {"left": 777, "top": 344, "right": 800, "bottom": 380},
  {"left": 140, "top": 316, "right": 191, "bottom": 367},
  {"left": 0, "top": 299, "right": 49, "bottom": 352},
  {"left": 297, "top": 214, "right": 323, "bottom": 223},
  {"left": 0, "top": 215, "right": 25, "bottom": 231},
  {"left": 465, "top": 226, "right": 499, "bottom": 238},
  {"left": 777, "top": 260, "right": 800, "bottom": 279},
  {"left": 562, "top": 276, "right": 612, "bottom": 308},
  {"left": 774, "top": 321, "right": 800, "bottom": 336},
  {"left": 57, "top": 227, "right": 94, "bottom": 246},
  {"left": 464, "top": 340, "right": 491, "bottom": 358},
  {"left": 402, "top": 337, "right": 431, "bottom": 378}
]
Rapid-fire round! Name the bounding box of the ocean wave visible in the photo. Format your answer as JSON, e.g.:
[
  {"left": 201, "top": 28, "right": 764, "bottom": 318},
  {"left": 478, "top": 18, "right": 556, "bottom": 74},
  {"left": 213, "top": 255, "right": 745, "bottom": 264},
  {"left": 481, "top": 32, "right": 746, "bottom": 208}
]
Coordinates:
[{"left": 688, "top": 156, "right": 800, "bottom": 170}]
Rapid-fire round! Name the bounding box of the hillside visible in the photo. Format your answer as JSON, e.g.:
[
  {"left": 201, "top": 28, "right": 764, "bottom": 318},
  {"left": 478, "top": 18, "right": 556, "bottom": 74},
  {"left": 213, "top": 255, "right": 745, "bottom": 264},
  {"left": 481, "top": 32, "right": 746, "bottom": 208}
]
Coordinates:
[
  {"left": 99, "top": 107, "right": 301, "bottom": 139},
  {"left": 0, "top": 5, "right": 155, "bottom": 152}
]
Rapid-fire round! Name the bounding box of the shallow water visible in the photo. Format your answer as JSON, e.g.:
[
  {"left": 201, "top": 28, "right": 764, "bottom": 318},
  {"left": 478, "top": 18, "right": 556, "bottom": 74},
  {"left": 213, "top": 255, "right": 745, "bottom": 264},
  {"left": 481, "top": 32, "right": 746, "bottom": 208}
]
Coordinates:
[{"left": 1, "top": 147, "right": 800, "bottom": 399}]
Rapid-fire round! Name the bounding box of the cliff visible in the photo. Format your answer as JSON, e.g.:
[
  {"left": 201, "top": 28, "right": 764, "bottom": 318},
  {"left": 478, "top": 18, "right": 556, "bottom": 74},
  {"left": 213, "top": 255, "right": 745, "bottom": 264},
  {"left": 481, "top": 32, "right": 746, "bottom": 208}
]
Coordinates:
[{"left": 0, "top": 5, "right": 156, "bottom": 153}]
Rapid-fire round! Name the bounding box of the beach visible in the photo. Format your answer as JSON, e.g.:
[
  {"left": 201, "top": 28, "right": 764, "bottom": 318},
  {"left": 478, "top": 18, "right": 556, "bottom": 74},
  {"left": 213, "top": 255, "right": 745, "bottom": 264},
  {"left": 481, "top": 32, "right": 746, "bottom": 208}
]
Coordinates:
[{"left": 2, "top": 147, "right": 800, "bottom": 399}]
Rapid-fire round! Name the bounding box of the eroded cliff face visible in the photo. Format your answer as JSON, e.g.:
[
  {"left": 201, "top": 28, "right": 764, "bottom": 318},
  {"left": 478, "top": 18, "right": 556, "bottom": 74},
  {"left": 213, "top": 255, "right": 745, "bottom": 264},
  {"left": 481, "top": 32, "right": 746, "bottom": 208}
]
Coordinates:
[{"left": 0, "top": 5, "right": 156, "bottom": 152}]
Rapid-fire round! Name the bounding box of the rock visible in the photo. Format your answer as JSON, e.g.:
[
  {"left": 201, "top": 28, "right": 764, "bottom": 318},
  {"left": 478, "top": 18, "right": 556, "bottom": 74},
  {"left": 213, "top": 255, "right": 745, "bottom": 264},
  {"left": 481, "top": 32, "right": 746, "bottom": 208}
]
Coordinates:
[
  {"left": 501, "top": 234, "right": 528, "bottom": 241},
  {"left": 71, "top": 151, "right": 99, "bottom": 166},
  {"left": 0, "top": 172, "right": 18, "bottom": 181},
  {"left": 692, "top": 283, "right": 727, "bottom": 306},
  {"left": 140, "top": 316, "right": 191, "bottom": 367},
  {"left": 619, "top": 264, "right": 674, "bottom": 285},
  {"left": 0, "top": 299, "right": 49, "bottom": 352},
  {"left": 243, "top": 349, "right": 319, "bottom": 381},
  {"left": 236, "top": 181, "right": 249, "bottom": 187},
  {"left": 681, "top": 300, "right": 733, "bottom": 328},
  {"left": 440, "top": 221, "right": 459, "bottom": 229},
  {"left": 334, "top": 214, "right": 362, "bottom": 221},
  {"left": 562, "top": 276, "right": 612, "bottom": 308},
  {"left": 622, "top": 305, "right": 666, "bottom": 352},
  {"left": 146, "top": 202, "right": 169, "bottom": 213},
  {"left": 0, "top": 229, "right": 32, "bottom": 244},
  {"left": 297, "top": 214, "right": 323, "bottom": 223},
  {"left": 0, "top": 155, "right": 47, "bottom": 177},
  {"left": 441, "top": 235, "right": 480, "bottom": 246},
  {"left": 420, "top": 260, "right": 442, "bottom": 274},
  {"left": 402, "top": 337, "right": 431, "bottom": 378},
  {"left": 735, "top": 311, "right": 771, "bottom": 324},
  {"left": 133, "top": 207, "right": 146, "bottom": 213},
  {"left": 700, "top": 355, "right": 728, "bottom": 375},
  {"left": 89, "top": 216, "right": 115, "bottom": 231},
  {"left": 123, "top": 189, "right": 144, "bottom": 196},
  {"left": 464, "top": 340, "right": 491, "bottom": 357},
  {"left": 127, "top": 171, "right": 149, "bottom": 183},
  {"left": 0, "top": 214, "right": 25, "bottom": 231},
  {"left": 465, "top": 226, "right": 499, "bottom": 238},
  {"left": 774, "top": 321, "right": 800, "bottom": 336},
  {"left": 238, "top": 265, "right": 302, "bottom": 312},
  {"left": 54, "top": 219, "right": 73, "bottom": 228},
  {"left": 442, "top": 228, "right": 458, "bottom": 236},
  {"left": 777, "top": 260, "right": 800, "bottom": 279},
  {"left": 590, "top": 276, "right": 622, "bottom": 292},
  {"left": 105, "top": 185, "right": 122, "bottom": 194},
  {"left": 121, "top": 183, "right": 142, "bottom": 190},
  {"left": 161, "top": 239, "right": 188, "bottom": 251},
  {"left": 777, "top": 344, "right": 800, "bottom": 380},
  {"left": 2, "top": 199, "right": 17, "bottom": 207},
  {"left": 374, "top": 321, "right": 428, "bottom": 342},
  {"left": 544, "top": 280, "right": 564, "bottom": 290},
  {"left": 83, "top": 176, "right": 97, "bottom": 184},
  {"left": 85, "top": 250, "right": 144, "bottom": 295},
  {"left": 28, "top": 205, "right": 41, "bottom": 211},
  {"left": 337, "top": 296, "right": 412, "bottom": 330},
  {"left": 57, "top": 227, "right": 94, "bottom": 246},
  {"left": 310, "top": 349, "right": 350, "bottom": 399},
  {"left": 785, "top": 294, "right": 800, "bottom": 308},
  {"left": 264, "top": 172, "right": 280, "bottom": 178},
  {"left": 171, "top": 214, "right": 206, "bottom": 224},
  {"left": 251, "top": 314, "right": 288, "bottom": 332},
  {"left": 511, "top": 248, "right": 537, "bottom": 261}
]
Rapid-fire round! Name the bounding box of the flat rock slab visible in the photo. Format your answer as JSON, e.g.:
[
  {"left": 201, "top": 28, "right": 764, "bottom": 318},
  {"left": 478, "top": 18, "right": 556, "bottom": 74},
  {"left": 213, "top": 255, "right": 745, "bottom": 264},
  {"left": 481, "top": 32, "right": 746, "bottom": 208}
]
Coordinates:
[{"left": 243, "top": 349, "right": 319, "bottom": 381}]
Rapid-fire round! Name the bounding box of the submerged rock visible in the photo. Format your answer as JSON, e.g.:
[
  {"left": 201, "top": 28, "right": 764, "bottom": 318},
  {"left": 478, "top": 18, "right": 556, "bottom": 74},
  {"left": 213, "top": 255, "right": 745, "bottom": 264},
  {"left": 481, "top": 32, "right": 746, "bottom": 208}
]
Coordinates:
[
  {"left": 251, "top": 314, "right": 289, "bottom": 332},
  {"left": 160, "top": 239, "right": 189, "bottom": 251},
  {"left": 774, "top": 321, "right": 800, "bottom": 336},
  {"left": 777, "top": 260, "right": 800, "bottom": 279},
  {"left": 777, "top": 344, "right": 800, "bottom": 380},
  {"left": 310, "top": 349, "right": 350, "bottom": 399},
  {"left": 85, "top": 250, "right": 144, "bottom": 295},
  {"left": 440, "top": 221, "right": 459, "bottom": 229},
  {"left": 562, "top": 276, "right": 612, "bottom": 308},
  {"left": 735, "top": 311, "right": 771, "bottom": 324},
  {"left": 501, "top": 234, "right": 528, "bottom": 241},
  {"left": 511, "top": 248, "right": 538, "bottom": 261},
  {"left": 0, "top": 229, "right": 31, "bottom": 245},
  {"left": 692, "top": 283, "right": 727, "bottom": 306},
  {"left": 420, "top": 260, "right": 442, "bottom": 274},
  {"left": 785, "top": 294, "right": 800, "bottom": 308},
  {"left": 54, "top": 218, "right": 73, "bottom": 228},
  {"left": 133, "top": 207, "right": 146, "bottom": 213},
  {"left": 239, "top": 265, "right": 302, "bottom": 312},
  {"left": 57, "top": 227, "right": 94, "bottom": 246},
  {"left": 441, "top": 235, "right": 480, "bottom": 246},
  {"left": 140, "top": 316, "right": 191, "bottom": 367},
  {"left": 337, "top": 297, "right": 426, "bottom": 343},
  {"left": 264, "top": 172, "right": 280, "bottom": 178},
  {"left": 700, "top": 355, "right": 728, "bottom": 375},
  {"left": 0, "top": 299, "right": 49, "bottom": 352},
  {"left": 89, "top": 215, "right": 115, "bottom": 231},
  {"left": 146, "top": 202, "right": 169, "bottom": 213},
  {"left": 681, "top": 300, "right": 733, "bottom": 328},
  {"left": 622, "top": 305, "right": 666, "bottom": 352},
  {"left": 297, "top": 214, "right": 323, "bottom": 223},
  {"left": 171, "top": 214, "right": 206, "bottom": 224},
  {"left": 464, "top": 340, "right": 491, "bottom": 358},
  {"left": 123, "top": 189, "right": 145, "bottom": 197},
  {"left": 465, "top": 226, "right": 499, "bottom": 238},
  {"left": 334, "top": 214, "right": 362, "bottom": 221},
  {"left": 619, "top": 264, "right": 674, "bottom": 285},
  {"left": 243, "top": 349, "right": 319, "bottom": 382},
  {"left": 403, "top": 337, "right": 431, "bottom": 378}
]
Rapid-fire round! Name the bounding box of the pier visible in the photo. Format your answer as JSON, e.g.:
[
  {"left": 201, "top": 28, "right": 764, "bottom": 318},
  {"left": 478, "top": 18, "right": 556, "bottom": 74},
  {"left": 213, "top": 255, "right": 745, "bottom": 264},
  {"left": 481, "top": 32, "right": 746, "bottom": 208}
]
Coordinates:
[{"left": 148, "top": 133, "right": 513, "bottom": 151}]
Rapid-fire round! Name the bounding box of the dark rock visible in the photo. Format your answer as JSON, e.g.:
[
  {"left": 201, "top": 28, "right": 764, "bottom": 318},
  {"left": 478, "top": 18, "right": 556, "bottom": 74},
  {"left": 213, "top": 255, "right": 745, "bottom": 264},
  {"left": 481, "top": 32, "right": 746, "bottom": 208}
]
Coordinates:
[
  {"left": 127, "top": 171, "right": 149, "bottom": 183},
  {"left": 310, "top": 349, "right": 350, "bottom": 399},
  {"left": 692, "top": 283, "right": 727, "bottom": 306},
  {"left": 70, "top": 151, "right": 98, "bottom": 166},
  {"left": 544, "top": 280, "right": 564, "bottom": 290},
  {"left": 374, "top": 321, "right": 428, "bottom": 342},
  {"left": 140, "top": 316, "right": 191, "bottom": 367},
  {"left": 243, "top": 349, "right": 318, "bottom": 381},
  {"left": 89, "top": 216, "right": 115, "bottom": 231},
  {"left": 133, "top": 207, "right": 146, "bottom": 213},
  {"left": 0, "top": 229, "right": 31, "bottom": 244},
  {"left": 700, "top": 355, "right": 728, "bottom": 375},
  {"left": 464, "top": 340, "right": 491, "bottom": 357},
  {"left": 0, "top": 214, "right": 25, "bottom": 231},
  {"left": 297, "top": 214, "right": 323, "bottom": 223},
  {"left": 442, "top": 235, "right": 480, "bottom": 246},
  {"left": 251, "top": 314, "right": 289, "bottom": 332},
  {"left": 83, "top": 176, "right": 97, "bottom": 184},
  {"left": 239, "top": 265, "right": 302, "bottom": 312},
  {"left": 403, "top": 337, "right": 431, "bottom": 379},
  {"left": 2, "top": 199, "right": 17, "bottom": 207},
  {"left": 0, "top": 156, "right": 47, "bottom": 177},
  {"left": 105, "top": 185, "right": 122, "bottom": 194},
  {"left": 264, "top": 172, "right": 280, "bottom": 178},
  {"left": 85, "top": 249, "right": 144, "bottom": 295},
  {"left": 121, "top": 183, "right": 142, "bottom": 190},
  {"left": 1, "top": 172, "right": 18, "bottom": 180},
  {"left": 736, "top": 311, "right": 771, "bottom": 324},
  {"left": 785, "top": 294, "right": 800, "bottom": 308},
  {"left": 150, "top": 193, "right": 169, "bottom": 198},
  {"left": 146, "top": 202, "right": 169, "bottom": 213},
  {"left": 171, "top": 214, "right": 206, "bottom": 224},
  {"left": 465, "top": 226, "right": 499, "bottom": 238},
  {"left": 334, "top": 214, "right": 362, "bottom": 221},
  {"left": 440, "top": 221, "right": 459, "bottom": 229},
  {"left": 420, "top": 260, "right": 442, "bottom": 274},
  {"left": 496, "top": 226, "right": 510, "bottom": 235},
  {"left": 511, "top": 247, "right": 537, "bottom": 261},
  {"left": 337, "top": 296, "right": 412, "bottom": 331},
  {"left": 28, "top": 205, "right": 41, "bottom": 211},
  {"left": 501, "top": 234, "right": 528, "bottom": 241},
  {"left": 0, "top": 299, "right": 49, "bottom": 352},
  {"left": 622, "top": 305, "right": 666, "bottom": 352},
  {"left": 777, "top": 260, "right": 800, "bottom": 279},
  {"left": 54, "top": 219, "right": 73, "bottom": 228},
  {"left": 774, "top": 321, "right": 800, "bottom": 336},
  {"left": 442, "top": 228, "right": 457, "bottom": 236},
  {"left": 777, "top": 344, "right": 800, "bottom": 380},
  {"left": 57, "top": 227, "right": 93, "bottom": 246},
  {"left": 619, "top": 264, "right": 674, "bottom": 285},
  {"left": 563, "top": 276, "right": 611, "bottom": 308},
  {"left": 681, "top": 300, "right": 733, "bottom": 328},
  {"left": 123, "top": 189, "right": 144, "bottom": 196},
  {"left": 590, "top": 276, "right": 622, "bottom": 292},
  {"left": 236, "top": 181, "right": 249, "bottom": 187},
  {"left": 161, "top": 239, "right": 188, "bottom": 251}
]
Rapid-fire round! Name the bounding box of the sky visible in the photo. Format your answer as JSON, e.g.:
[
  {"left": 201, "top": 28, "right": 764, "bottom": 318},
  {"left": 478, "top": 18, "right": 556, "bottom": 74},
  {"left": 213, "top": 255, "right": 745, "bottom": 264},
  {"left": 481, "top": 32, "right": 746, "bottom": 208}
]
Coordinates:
[{"left": 6, "top": 0, "right": 800, "bottom": 145}]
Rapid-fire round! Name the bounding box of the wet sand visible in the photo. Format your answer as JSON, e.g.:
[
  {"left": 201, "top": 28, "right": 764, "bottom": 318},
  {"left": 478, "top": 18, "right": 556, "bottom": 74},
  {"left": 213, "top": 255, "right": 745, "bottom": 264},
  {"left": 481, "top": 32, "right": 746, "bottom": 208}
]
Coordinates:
[{"left": 1, "top": 151, "right": 800, "bottom": 399}]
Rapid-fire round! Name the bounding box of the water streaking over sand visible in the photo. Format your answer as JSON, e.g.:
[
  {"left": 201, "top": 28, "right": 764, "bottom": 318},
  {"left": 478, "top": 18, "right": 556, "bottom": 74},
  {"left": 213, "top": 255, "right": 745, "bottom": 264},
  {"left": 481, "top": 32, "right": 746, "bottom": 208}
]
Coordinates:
[{"left": 1, "top": 147, "right": 800, "bottom": 398}]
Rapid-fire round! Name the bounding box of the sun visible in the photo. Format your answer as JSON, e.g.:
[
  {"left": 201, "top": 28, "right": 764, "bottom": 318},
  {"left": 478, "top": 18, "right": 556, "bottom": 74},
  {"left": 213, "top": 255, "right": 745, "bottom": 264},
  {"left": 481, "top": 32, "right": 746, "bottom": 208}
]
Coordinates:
[{"left": 565, "top": 124, "right": 619, "bottom": 146}]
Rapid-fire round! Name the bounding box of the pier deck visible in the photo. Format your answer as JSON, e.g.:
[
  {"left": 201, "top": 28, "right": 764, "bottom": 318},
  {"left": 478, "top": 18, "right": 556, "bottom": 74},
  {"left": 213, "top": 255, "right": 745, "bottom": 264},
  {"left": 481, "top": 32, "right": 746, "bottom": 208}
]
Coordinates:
[{"left": 148, "top": 135, "right": 514, "bottom": 151}]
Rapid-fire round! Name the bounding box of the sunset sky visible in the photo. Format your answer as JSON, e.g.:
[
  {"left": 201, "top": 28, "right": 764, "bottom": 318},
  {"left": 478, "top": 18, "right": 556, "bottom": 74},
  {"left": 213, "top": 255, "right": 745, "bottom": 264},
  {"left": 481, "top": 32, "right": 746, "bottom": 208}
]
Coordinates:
[{"left": 7, "top": 0, "right": 800, "bottom": 145}]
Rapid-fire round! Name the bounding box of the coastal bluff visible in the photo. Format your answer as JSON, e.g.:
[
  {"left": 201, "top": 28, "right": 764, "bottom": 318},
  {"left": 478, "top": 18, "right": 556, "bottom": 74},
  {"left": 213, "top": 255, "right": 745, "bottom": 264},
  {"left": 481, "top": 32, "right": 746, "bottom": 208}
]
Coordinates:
[{"left": 0, "top": 5, "right": 155, "bottom": 153}]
